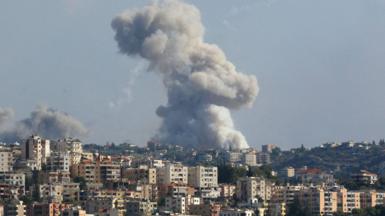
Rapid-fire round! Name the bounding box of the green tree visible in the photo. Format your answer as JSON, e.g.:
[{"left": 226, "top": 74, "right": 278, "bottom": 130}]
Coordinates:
[
  {"left": 218, "top": 165, "right": 247, "bottom": 183},
  {"left": 287, "top": 197, "right": 311, "bottom": 216},
  {"left": 73, "top": 176, "right": 87, "bottom": 190}
]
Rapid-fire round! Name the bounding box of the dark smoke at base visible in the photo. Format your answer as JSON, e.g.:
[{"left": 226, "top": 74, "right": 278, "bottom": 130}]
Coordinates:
[
  {"left": 112, "top": 0, "right": 259, "bottom": 149},
  {"left": 0, "top": 106, "right": 88, "bottom": 143}
]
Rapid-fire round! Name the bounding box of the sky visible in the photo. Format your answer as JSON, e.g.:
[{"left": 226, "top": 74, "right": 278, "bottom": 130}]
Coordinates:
[{"left": 1, "top": 0, "right": 385, "bottom": 149}]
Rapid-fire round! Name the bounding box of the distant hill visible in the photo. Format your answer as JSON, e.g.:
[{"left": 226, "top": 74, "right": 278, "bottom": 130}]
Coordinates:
[{"left": 272, "top": 141, "right": 385, "bottom": 177}]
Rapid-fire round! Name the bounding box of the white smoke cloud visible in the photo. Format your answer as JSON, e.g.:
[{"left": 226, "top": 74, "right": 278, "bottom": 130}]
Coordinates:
[
  {"left": 0, "top": 106, "right": 88, "bottom": 143},
  {"left": 109, "top": 61, "right": 146, "bottom": 109},
  {"left": 112, "top": 0, "right": 259, "bottom": 149}
]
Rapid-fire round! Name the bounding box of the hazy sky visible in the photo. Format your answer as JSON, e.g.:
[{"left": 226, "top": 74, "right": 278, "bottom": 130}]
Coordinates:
[{"left": 1, "top": 0, "right": 385, "bottom": 149}]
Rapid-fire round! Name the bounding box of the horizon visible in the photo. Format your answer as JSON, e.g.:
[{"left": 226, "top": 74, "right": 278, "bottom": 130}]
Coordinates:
[{"left": 1, "top": 0, "right": 385, "bottom": 149}]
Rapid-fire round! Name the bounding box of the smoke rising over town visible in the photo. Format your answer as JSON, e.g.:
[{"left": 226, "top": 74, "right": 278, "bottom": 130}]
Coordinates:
[
  {"left": 0, "top": 106, "right": 87, "bottom": 143},
  {"left": 112, "top": 0, "right": 258, "bottom": 149}
]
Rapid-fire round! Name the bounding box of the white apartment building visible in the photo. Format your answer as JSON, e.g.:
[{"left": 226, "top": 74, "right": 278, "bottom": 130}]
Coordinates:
[
  {"left": 188, "top": 166, "right": 218, "bottom": 188},
  {"left": 157, "top": 163, "right": 188, "bottom": 185}
]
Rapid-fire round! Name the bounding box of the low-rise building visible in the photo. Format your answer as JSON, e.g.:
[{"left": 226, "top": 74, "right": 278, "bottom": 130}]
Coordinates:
[
  {"left": 352, "top": 170, "right": 378, "bottom": 185},
  {"left": 125, "top": 200, "right": 157, "bottom": 216}
]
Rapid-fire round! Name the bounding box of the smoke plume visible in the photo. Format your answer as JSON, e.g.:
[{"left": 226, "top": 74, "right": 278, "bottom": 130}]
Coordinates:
[
  {"left": 0, "top": 106, "right": 88, "bottom": 143},
  {"left": 112, "top": 0, "right": 259, "bottom": 149},
  {"left": 0, "top": 107, "right": 14, "bottom": 129}
]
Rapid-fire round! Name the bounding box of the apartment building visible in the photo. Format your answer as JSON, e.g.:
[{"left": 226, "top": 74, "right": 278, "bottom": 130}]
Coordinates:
[
  {"left": 188, "top": 166, "right": 218, "bottom": 188},
  {"left": 256, "top": 152, "right": 271, "bottom": 165},
  {"left": 54, "top": 138, "right": 83, "bottom": 165},
  {"left": 0, "top": 146, "right": 13, "bottom": 171},
  {"left": 189, "top": 203, "right": 221, "bottom": 216},
  {"left": 99, "top": 160, "right": 121, "bottom": 183},
  {"left": 242, "top": 150, "right": 257, "bottom": 166},
  {"left": 219, "top": 184, "right": 236, "bottom": 198},
  {"left": 157, "top": 163, "right": 188, "bottom": 185},
  {"left": 352, "top": 170, "right": 378, "bottom": 185},
  {"left": 359, "top": 190, "right": 377, "bottom": 208},
  {"left": 262, "top": 144, "right": 277, "bottom": 153},
  {"left": 165, "top": 196, "right": 187, "bottom": 214},
  {"left": 279, "top": 167, "right": 295, "bottom": 178},
  {"left": 75, "top": 160, "right": 100, "bottom": 183},
  {"left": 219, "top": 208, "right": 255, "bottom": 216},
  {"left": 4, "top": 200, "right": 26, "bottom": 216},
  {"left": 323, "top": 191, "right": 338, "bottom": 215},
  {"left": 0, "top": 172, "right": 25, "bottom": 196},
  {"left": 47, "top": 153, "right": 70, "bottom": 172},
  {"left": 270, "top": 185, "right": 305, "bottom": 207},
  {"left": 121, "top": 167, "right": 156, "bottom": 184},
  {"left": 61, "top": 206, "right": 87, "bottom": 216},
  {"left": 21, "top": 135, "right": 50, "bottom": 170},
  {"left": 236, "top": 176, "right": 270, "bottom": 205},
  {"left": 125, "top": 200, "right": 157, "bottom": 216}
]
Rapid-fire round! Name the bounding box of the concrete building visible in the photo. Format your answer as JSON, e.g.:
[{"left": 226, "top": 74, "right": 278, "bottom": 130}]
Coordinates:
[
  {"left": 28, "top": 203, "right": 72, "bottom": 216},
  {"left": 262, "top": 144, "right": 277, "bottom": 153},
  {"left": 4, "top": 200, "right": 26, "bottom": 216},
  {"left": 39, "top": 184, "right": 64, "bottom": 203},
  {"left": 220, "top": 184, "right": 236, "bottom": 198},
  {"left": 121, "top": 167, "right": 156, "bottom": 184},
  {"left": 75, "top": 160, "right": 100, "bottom": 183},
  {"left": 0, "top": 172, "right": 25, "bottom": 196},
  {"left": 270, "top": 185, "right": 305, "bottom": 207},
  {"left": 359, "top": 190, "right": 377, "bottom": 208},
  {"left": 337, "top": 188, "right": 360, "bottom": 213},
  {"left": 48, "top": 171, "right": 71, "bottom": 184},
  {"left": 62, "top": 182, "right": 80, "bottom": 203},
  {"left": 295, "top": 167, "right": 335, "bottom": 185},
  {"left": 236, "top": 177, "right": 270, "bottom": 205},
  {"left": 323, "top": 191, "right": 338, "bottom": 215},
  {"left": 279, "top": 167, "right": 295, "bottom": 178},
  {"left": 352, "top": 170, "right": 378, "bottom": 185},
  {"left": 0, "top": 146, "right": 13, "bottom": 171},
  {"left": 62, "top": 206, "right": 87, "bottom": 216},
  {"left": 54, "top": 138, "right": 83, "bottom": 165},
  {"left": 157, "top": 163, "right": 188, "bottom": 185},
  {"left": 297, "top": 187, "right": 325, "bottom": 216},
  {"left": 99, "top": 160, "right": 121, "bottom": 183},
  {"left": 47, "top": 153, "right": 70, "bottom": 172},
  {"left": 297, "top": 187, "right": 338, "bottom": 216},
  {"left": 226, "top": 151, "right": 242, "bottom": 164},
  {"left": 219, "top": 208, "right": 255, "bottom": 216},
  {"left": 125, "top": 200, "right": 157, "bottom": 216},
  {"left": 256, "top": 152, "right": 271, "bottom": 166},
  {"left": 188, "top": 166, "right": 218, "bottom": 188},
  {"left": 21, "top": 135, "right": 50, "bottom": 170},
  {"left": 242, "top": 150, "right": 257, "bottom": 166},
  {"left": 189, "top": 203, "right": 221, "bottom": 216},
  {"left": 165, "top": 196, "right": 187, "bottom": 214},
  {"left": 268, "top": 202, "right": 286, "bottom": 216}
]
